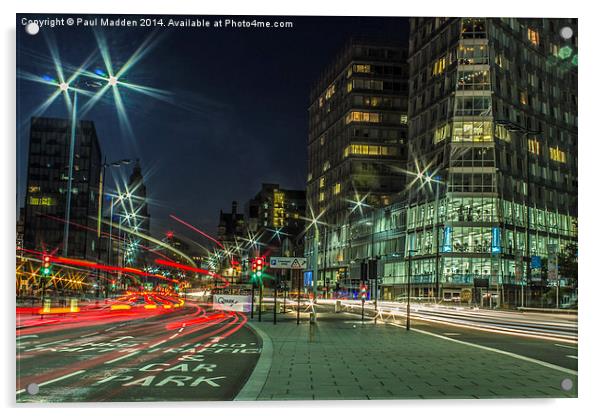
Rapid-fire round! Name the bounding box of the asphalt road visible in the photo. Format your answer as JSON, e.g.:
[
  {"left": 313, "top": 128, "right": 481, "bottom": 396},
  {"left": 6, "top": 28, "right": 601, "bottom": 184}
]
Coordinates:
[{"left": 16, "top": 303, "right": 261, "bottom": 402}]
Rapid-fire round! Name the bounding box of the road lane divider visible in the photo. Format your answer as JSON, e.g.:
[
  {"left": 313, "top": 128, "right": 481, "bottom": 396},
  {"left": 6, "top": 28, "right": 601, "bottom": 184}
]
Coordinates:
[{"left": 16, "top": 370, "right": 86, "bottom": 395}]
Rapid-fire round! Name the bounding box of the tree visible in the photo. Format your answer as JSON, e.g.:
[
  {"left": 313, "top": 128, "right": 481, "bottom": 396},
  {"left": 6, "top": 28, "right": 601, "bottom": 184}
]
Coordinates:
[{"left": 558, "top": 243, "right": 578, "bottom": 284}]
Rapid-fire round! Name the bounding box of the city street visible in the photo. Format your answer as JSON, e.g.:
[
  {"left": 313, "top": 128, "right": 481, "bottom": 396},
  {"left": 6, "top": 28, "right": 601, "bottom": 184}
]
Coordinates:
[{"left": 16, "top": 298, "right": 261, "bottom": 402}]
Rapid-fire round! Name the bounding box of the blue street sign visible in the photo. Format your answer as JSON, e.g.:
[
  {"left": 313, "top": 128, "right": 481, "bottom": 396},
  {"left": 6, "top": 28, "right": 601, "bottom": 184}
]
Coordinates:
[
  {"left": 303, "top": 271, "right": 313, "bottom": 287},
  {"left": 531, "top": 256, "right": 542, "bottom": 269}
]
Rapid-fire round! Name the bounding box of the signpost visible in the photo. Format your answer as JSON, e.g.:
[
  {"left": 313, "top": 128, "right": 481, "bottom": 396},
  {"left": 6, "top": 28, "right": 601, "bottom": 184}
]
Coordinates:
[
  {"left": 548, "top": 244, "right": 559, "bottom": 308},
  {"left": 269, "top": 257, "right": 307, "bottom": 269}
]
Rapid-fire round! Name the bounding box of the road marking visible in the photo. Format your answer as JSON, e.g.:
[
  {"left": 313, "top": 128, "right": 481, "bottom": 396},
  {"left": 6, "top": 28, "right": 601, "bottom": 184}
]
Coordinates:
[
  {"left": 16, "top": 335, "right": 39, "bottom": 341},
  {"left": 555, "top": 343, "right": 578, "bottom": 350},
  {"left": 566, "top": 355, "right": 578, "bottom": 360},
  {"left": 16, "top": 370, "right": 86, "bottom": 395},
  {"left": 178, "top": 327, "right": 185, "bottom": 333},
  {"left": 169, "top": 334, "right": 180, "bottom": 340},
  {"left": 104, "top": 326, "right": 118, "bottom": 332},
  {"left": 104, "top": 351, "right": 141, "bottom": 364},
  {"left": 25, "top": 339, "right": 71, "bottom": 350},
  {"left": 390, "top": 324, "right": 578, "bottom": 376},
  {"left": 79, "top": 332, "right": 100, "bottom": 338},
  {"left": 149, "top": 339, "right": 168, "bottom": 348},
  {"left": 443, "top": 332, "right": 462, "bottom": 336}
]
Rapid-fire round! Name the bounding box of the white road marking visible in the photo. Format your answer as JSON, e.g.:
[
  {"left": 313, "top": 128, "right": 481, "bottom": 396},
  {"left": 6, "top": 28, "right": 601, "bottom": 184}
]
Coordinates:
[
  {"left": 555, "top": 343, "right": 578, "bottom": 350},
  {"left": 149, "top": 339, "right": 168, "bottom": 348},
  {"left": 390, "top": 323, "right": 578, "bottom": 376},
  {"left": 104, "top": 326, "right": 117, "bottom": 332},
  {"left": 16, "top": 370, "right": 86, "bottom": 395},
  {"left": 25, "top": 339, "right": 71, "bottom": 350},
  {"left": 16, "top": 335, "right": 39, "bottom": 341},
  {"left": 104, "top": 351, "right": 141, "bottom": 364},
  {"left": 178, "top": 327, "right": 185, "bottom": 333},
  {"left": 443, "top": 332, "right": 462, "bottom": 336},
  {"left": 566, "top": 355, "right": 578, "bottom": 360},
  {"left": 168, "top": 333, "right": 179, "bottom": 340},
  {"left": 79, "top": 332, "right": 100, "bottom": 338}
]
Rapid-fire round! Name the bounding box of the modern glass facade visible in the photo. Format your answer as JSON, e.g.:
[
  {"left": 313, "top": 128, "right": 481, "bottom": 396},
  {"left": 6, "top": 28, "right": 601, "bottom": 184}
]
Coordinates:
[{"left": 377, "top": 18, "right": 578, "bottom": 305}]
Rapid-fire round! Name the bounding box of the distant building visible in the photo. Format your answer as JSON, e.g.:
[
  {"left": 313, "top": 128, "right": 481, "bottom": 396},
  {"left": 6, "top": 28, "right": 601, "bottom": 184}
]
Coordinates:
[
  {"left": 23, "top": 117, "right": 102, "bottom": 261},
  {"left": 217, "top": 201, "right": 246, "bottom": 247},
  {"left": 116, "top": 160, "right": 151, "bottom": 268},
  {"left": 246, "top": 183, "right": 306, "bottom": 257}
]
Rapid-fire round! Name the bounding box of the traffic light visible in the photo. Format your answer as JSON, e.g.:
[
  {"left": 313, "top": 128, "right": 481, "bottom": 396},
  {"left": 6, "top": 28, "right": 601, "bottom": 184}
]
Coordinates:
[
  {"left": 360, "top": 284, "right": 367, "bottom": 300},
  {"left": 42, "top": 254, "right": 51, "bottom": 276},
  {"left": 256, "top": 257, "right": 264, "bottom": 278},
  {"left": 251, "top": 258, "right": 258, "bottom": 280},
  {"left": 111, "top": 280, "right": 116, "bottom": 290}
]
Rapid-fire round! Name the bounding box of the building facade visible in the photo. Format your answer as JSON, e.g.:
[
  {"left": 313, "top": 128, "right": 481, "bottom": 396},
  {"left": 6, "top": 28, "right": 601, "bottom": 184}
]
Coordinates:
[
  {"left": 23, "top": 117, "right": 102, "bottom": 261},
  {"left": 246, "top": 183, "right": 306, "bottom": 257},
  {"left": 377, "top": 18, "right": 578, "bottom": 305},
  {"left": 305, "top": 38, "right": 410, "bottom": 295}
]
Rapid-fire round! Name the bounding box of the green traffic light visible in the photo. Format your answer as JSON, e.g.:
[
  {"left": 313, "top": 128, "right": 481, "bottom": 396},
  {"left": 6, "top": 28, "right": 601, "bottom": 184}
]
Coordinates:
[
  {"left": 42, "top": 268, "right": 50, "bottom": 275},
  {"left": 558, "top": 46, "right": 572, "bottom": 59}
]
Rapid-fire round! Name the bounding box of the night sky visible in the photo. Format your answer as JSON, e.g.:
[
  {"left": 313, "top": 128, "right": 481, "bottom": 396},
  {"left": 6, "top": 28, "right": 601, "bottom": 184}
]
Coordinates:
[{"left": 17, "top": 14, "right": 409, "bottom": 241}]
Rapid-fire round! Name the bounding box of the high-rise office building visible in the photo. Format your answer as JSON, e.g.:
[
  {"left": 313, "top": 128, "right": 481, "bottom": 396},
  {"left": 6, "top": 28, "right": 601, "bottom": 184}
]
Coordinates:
[
  {"left": 23, "top": 117, "right": 102, "bottom": 261},
  {"left": 305, "top": 38, "right": 409, "bottom": 294},
  {"left": 381, "top": 18, "right": 578, "bottom": 303}
]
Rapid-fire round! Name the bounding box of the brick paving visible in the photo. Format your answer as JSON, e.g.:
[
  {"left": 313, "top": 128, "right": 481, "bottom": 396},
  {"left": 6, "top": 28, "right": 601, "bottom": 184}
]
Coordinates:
[{"left": 243, "top": 312, "right": 577, "bottom": 400}]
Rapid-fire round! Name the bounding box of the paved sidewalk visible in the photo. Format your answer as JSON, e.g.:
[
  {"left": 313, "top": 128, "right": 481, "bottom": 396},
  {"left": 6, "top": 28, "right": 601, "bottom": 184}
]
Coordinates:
[{"left": 242, "top": 312, "right": 577, "bottom": 400}]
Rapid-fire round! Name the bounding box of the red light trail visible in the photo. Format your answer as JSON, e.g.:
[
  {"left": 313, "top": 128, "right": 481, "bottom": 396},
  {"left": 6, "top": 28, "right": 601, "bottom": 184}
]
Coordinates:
[
  {"left": 169, "top": 214, "right": 225, "bottom": 249},
  {"left": 154, "top": 258, "right": 229, "bottom": 288}
]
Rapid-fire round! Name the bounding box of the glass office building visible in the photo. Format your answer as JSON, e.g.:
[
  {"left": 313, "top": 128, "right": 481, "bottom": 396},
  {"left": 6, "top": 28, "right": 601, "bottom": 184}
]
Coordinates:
[{"left": 379, "top": 18, "right": 578, "bottom": 305}]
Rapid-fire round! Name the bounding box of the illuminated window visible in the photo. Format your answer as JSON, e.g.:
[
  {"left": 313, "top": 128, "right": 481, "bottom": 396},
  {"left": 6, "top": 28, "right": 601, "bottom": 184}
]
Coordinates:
[
  {"left": 347, "top": 81, "right": 352, "bottom": 93},
  {"left": 432, "top": 56, "right": 446, "bottom": 76},
  {"left": 345, "top": 111, "right": 381, "bottom": 124},
  {"left": 528, "top": 28, "right": 539, "bottom": 46},
  {"left": 343, "top": 144, "right": 398, "bottom": 157},
  {"left": 528, "top": 139, "right": 541, "bottom": 155},
  {"left": 495, "top": 124, "right": 511, "bottom": 143},
  {"left": 28, "top": 196, "right": 55, "bottom": 206},
  {"left": 322, "top": 161, "right": 330, "bottom": 172},
  {"left": 353, "top": 64, "right": 371, "bottom": 73},
  {"left": 400, "top": 114, "right": 408, "bottom": 125},
  {"left": 319, "top": 177, "right": 325, "bottom": 188},
  {"left": 319, "top": 192, "right": 325, "bottom": 202},
  {"left": 325, "top": 83, "right": 336, "bottom": 100},
  {"left": 452, "top": 121, "right": 493, "bottom": 142},
  {"left": 320, "top": 135, "right": 325, "bottom": 146},
  {"left": 307, "top": 173, "right": 313, "bottom": 182},
  {"left": 459, "top": 44, "right": 489, "bottom": 65},
  {"left": 28, "top": 186, "right": 41, "bottom": 193},
  {"left": 433, "top": 123, "right": 451, "bottom": 144},
  {"left": 520, "top": 91, "right": 528, "bottom": 106},
  {"left": 318, "top": 97, "right": 324, "bottom": 108},
  {"left": 333, "top": 183, "right": 341, "bottom": 195},
  {"left": 457, "top": 70, "right": 490, "bottom": 90},
  {"left": 549, "top": 147, "right": 567, "bottom": 163}
]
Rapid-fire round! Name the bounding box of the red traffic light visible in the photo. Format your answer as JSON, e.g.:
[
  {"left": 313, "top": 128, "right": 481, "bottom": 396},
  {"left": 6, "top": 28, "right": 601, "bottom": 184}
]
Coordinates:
[{"left": 256, "top": 258, "right": 263, "bottom": 265}]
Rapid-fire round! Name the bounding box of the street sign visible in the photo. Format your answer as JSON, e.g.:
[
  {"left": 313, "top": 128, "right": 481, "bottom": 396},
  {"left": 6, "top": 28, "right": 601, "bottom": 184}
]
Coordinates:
[
  {"left": 212, "top": 294, "right": 251, "bottom": 312},
  {"left": 269, "top": 257, "right": 307, "bottom": 269},
  {"left": 530, "top": 256, "right": 542, "bottom": 269}
]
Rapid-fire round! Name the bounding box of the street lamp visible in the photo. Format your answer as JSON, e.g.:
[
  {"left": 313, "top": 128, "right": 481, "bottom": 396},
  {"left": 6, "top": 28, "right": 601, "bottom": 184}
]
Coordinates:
[{"left": 97, "top": 158, "right": 133, "bottom": 298}]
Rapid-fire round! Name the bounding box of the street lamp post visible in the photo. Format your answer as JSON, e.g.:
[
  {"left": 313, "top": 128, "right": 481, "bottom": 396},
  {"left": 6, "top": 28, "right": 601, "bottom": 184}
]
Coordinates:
[
  {"left": 406, "top": 249, "right": 418, "bottom": 330},
  {"left": 62, "top": 87, "right": 78, "bottom": 257}
]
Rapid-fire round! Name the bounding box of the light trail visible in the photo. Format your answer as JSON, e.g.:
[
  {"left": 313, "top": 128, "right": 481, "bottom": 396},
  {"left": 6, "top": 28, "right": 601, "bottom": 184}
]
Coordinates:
[{"left": 169, "top": 214, "right": 225, "bottom": 249}]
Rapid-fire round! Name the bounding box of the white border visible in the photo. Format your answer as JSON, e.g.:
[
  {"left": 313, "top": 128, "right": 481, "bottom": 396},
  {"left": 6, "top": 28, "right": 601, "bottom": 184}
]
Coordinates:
[{"left": 1, "top": 1, "right": 598, "bottom": 415}]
